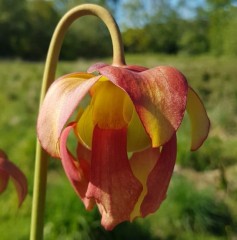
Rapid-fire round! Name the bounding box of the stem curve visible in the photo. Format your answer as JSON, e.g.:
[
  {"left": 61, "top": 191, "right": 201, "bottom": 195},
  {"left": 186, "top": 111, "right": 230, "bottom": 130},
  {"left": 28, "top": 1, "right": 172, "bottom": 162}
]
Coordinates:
[
  {"left": 41, "top": 3, "right": 125, "bottom": 103},
  {"left": 30, "top": 4, "right": 125, "bottom": 240}
]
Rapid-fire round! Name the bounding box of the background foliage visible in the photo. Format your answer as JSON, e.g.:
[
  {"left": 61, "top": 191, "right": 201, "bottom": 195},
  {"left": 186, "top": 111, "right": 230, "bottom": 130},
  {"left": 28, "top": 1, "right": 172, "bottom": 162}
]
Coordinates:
[{"left": 1, "top": 0, "right": 237, "bottom": 59}]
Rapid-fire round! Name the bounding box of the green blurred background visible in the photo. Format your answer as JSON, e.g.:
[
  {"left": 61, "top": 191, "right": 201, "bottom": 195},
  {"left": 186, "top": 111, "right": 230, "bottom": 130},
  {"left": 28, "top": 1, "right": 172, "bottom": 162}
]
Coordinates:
[{"left": 0, "top": 0, "right": 237, "bottom": 239}]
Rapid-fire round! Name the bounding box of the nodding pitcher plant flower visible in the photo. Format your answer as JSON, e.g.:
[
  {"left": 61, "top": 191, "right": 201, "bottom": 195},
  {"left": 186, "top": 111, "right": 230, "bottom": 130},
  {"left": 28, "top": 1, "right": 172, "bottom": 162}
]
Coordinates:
[
  {"left": 0, "top": 149, "right": 27, "bottom": 207},
  {"left": 34, "top": 3, "right": 210, "bottom": 233},
  {"left": 37, "top": 62, "right": 210, "bottom": 230}
]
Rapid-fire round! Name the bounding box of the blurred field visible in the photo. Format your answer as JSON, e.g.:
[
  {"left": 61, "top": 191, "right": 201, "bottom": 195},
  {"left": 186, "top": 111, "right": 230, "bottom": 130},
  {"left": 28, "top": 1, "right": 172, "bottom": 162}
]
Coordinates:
[{"left": 0, "top": 54, "right": 237, "bottom": 240}]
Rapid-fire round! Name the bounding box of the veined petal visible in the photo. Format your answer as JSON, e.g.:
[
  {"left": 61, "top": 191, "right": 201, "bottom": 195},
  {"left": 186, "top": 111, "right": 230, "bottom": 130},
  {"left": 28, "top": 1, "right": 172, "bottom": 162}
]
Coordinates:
[
  {"left": 37, "top": 73, "right": 101, "bottom": 157},
  {"left": 186, "top": 87, "right": 210, "bottom": 151},
  {"left": 60, "top": 123, "right": 94, "bottom": 210},
  {"left": 92, "top": 65, "right": 188, "bottom": 147},
  {"left": 140, "top": 134, "right": 177, "bottom": 217},
  {"left": 129, "top": 147, "right": 160, "bottom": 220},
  {"left": 0, "top": 150, "right": 27, "bottom": 207},
  {"left": 86, "top": 126, "right": 142, "bottom": 230}
]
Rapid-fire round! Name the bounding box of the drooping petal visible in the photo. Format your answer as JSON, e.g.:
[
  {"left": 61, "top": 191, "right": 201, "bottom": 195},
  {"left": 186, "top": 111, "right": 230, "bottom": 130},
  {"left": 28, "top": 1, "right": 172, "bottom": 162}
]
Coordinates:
[
  {"left": 129, "top": 147, "right": 160, "bottom": 220},
  {"left": 186, "top": 87, "right": 210, "bottom": 151},
  {"left": 127, "top": 108, "right": 151, "bottom": 152},
  {"left": 0, "top": 170, "right": 9, "bottom": 193},
  {"left": 91, "top": 64, "right": 188, "bottom": 147},
  {"left": 140, "top": 134, "right": 177, "bottom": 217},
  {"left": 37, "top": 73, "right": 101, "bottom": 157},
  {"left": 60, "top": 123, "right": 94, "bottom": 210},
  {"left": 86, "top": 126, "right": 143, "bottom": 230},
  {"left": 0, "top": 150, "right": 27, "bottom": 207}
]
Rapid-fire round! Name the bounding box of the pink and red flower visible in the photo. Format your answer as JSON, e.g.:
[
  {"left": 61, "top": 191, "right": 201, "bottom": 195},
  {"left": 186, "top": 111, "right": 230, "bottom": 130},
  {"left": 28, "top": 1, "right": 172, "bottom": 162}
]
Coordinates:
[{"left": 37, "top": 63, "right": 210, "bottom": 230}]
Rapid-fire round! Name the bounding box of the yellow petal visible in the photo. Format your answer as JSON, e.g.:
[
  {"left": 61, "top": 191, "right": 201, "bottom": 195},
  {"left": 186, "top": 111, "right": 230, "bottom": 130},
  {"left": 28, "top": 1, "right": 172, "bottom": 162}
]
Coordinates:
[
  {"left": 186, "top": 87, "right": 210, "bottom": 151},
  {"left": 76, "top": 106, "right": 94, "bottom": 149},
  {"left": 92, "top": 81, "right": 133, "bottom": 129},
  {"left": 127, "top": 109, "right": 151, "bottom": 152},
  {"left": 129, "top": 147, "right": 160, "bottom": 220},
  {"left": 76, "top": 102, "right": 151, "bottom": 152}
]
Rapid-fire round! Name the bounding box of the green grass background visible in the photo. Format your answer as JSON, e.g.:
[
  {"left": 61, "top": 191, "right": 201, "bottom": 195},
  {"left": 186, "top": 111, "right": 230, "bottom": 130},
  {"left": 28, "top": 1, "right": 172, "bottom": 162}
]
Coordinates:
[{"left": 0, "top": 54, "right": 237, "bottom": 239}]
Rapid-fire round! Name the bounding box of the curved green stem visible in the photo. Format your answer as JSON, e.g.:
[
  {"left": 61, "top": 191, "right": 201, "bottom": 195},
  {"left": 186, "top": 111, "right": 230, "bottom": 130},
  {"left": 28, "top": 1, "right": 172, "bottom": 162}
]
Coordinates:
[
  {"left": 30, "top": 4, "right": 125, "bottom": 240},
  {"left": 40, "top": 4, "right": 125, "bottom": 100}
]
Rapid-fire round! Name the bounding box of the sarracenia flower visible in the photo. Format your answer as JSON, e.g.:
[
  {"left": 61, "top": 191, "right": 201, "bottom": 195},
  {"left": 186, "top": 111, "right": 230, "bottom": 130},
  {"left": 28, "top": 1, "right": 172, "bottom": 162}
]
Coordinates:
[
  {"left": 37, "top": 63, "right": 210, "bottom": 230},
  {"left": 0, "top": 149, "right": 27, "bottom": 206}
]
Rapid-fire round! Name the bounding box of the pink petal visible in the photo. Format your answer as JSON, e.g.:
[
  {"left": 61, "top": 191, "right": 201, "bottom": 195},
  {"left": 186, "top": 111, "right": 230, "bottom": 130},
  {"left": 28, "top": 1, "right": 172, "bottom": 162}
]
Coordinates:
[
  {"left": 124, "top": 65, "right": 148, "bottom": 72},
  {"left": 86, "top": 126, "right": 143, "bottom": 230},
  {"left": 60, "top": 123, "right": 94, "bottom": 210},
  {"left": 88, "top": 62, "right": 110, "bottom": 72},
  {"left": 186, "top": 87, "right": 210, "bottom": 150},
  {"left": 140, "top": 134, "right": 177, "bottom": 217},
  {"left": 88, "top": 63, "right": 148, "bottom": 73},
  {"left": 91, "top": 65, "right": 188, "bottom": 147},
  {"left": 37, "top": 73, "right": 101, "bottom": 157},
  {"left": 0, "top": 150, "right": 28, "bottom": 207}
]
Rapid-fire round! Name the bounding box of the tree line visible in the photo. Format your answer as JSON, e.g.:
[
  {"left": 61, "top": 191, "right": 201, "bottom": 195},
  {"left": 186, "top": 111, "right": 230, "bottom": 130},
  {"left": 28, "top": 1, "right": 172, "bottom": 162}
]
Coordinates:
[
  {"left": 122, "top": 0, "right": 237, "bottom": 56},
  {"left": 0, "top": 0, "right": 237, "bottom": 60}
]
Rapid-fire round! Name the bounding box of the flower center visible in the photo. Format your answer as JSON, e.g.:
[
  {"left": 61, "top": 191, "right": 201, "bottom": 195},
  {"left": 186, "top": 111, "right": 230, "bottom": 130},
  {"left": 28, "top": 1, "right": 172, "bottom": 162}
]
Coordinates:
[
  {"left": 75, "top": 79, "right": 150, "bottom": 151},
  {"left": 91, "top": 80, "right": 134, "bottom": 129}
]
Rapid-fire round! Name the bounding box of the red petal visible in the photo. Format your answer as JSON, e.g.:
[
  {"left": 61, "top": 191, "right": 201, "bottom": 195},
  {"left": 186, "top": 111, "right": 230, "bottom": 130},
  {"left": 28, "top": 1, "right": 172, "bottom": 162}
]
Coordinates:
[
  {"left": 60, "top": 123, "right": 94, "bottom": 210},
  {"left": 0, "top": 150, "right": 28, "bottom": 207},
  {"left": 37, "top": 73, "right": 101, "bottom": 157},
  {"left": 86, "top": 126, "right": 142, "bottom": 230},
  {"left": 140, "top": 134, "right": 177, "bottom": 216},
  {"left": 92, "top": 65, "right": 187, "bottom": 147},
  {"left": 76, "top": 140, "right": 92, "bottom": 183},
  {"left": 0, "top": 170, "right": 9, "bottom": 193}
]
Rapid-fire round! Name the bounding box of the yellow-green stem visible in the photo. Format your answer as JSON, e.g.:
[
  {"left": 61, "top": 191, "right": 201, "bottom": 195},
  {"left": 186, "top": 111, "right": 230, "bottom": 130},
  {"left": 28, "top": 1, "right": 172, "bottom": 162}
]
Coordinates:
[{"left": 30, "top": 4, "right": 125, "bottom": 240}]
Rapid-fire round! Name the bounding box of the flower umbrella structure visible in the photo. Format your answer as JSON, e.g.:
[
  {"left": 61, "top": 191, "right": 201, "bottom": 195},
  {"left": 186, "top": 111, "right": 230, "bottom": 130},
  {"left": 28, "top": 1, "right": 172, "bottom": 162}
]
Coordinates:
[
  {"left": 0, "top": 149, "right": 27, "bottom": 207},
  {"left": 37, "top": 63, "right": 210, "bottom": 230}
]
